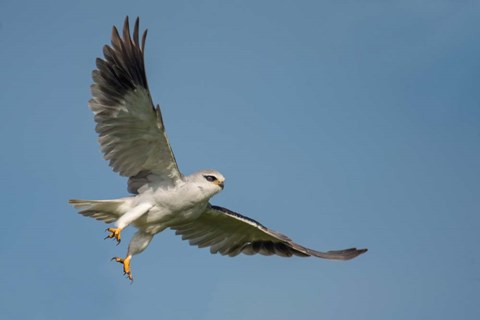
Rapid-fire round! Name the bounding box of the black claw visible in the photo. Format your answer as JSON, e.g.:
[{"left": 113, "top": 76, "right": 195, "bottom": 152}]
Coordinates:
[
  {"left": 111, "top": 257, "right": 124, "bottom": 264},
  {"left": 104, "top": 229, "right": 121, "bottom": 244}
]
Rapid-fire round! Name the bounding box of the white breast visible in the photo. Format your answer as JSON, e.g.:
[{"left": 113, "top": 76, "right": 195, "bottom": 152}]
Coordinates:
[{"left": 133, "top": 180, "right": 211, "bottom": 229}]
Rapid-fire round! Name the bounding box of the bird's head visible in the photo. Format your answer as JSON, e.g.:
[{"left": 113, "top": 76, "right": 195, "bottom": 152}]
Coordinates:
[{"left": 189, "top": 169, "right": 225, "bottom": 197}]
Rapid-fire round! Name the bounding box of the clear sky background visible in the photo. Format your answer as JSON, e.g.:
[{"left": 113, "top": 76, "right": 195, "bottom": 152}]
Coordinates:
[{"left": 1, "top": 1, "right": 479, "bottom": 319}]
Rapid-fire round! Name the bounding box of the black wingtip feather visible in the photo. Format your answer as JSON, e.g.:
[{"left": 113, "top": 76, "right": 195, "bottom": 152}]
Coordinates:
[
  {"left": 93, "top": 16, "right": 150, "bottom": 106},
  {"left": 313, "top": 247, "right": 368, "bottom": 260},
  {"left": 133, "top": 17, "right": 140, "bottom": 45},
  {"left": 123, "top": 16, "right": 130, "bottom": 40},
  {"left": 142, "top": 29, "right": 148, "bottom": 53}
]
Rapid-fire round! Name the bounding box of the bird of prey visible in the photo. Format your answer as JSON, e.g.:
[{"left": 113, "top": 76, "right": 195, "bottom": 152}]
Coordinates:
[{"left": 69, "top": 17, "right": 367, "bottom": 281}]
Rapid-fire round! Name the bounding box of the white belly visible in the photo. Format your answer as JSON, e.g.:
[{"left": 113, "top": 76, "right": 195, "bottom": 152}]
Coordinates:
[{"left": 131, "top": 182, "right": 210, "bottom": 232}]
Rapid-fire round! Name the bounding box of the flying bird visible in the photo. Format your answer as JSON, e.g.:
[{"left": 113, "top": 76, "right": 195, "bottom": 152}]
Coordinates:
[{"left": 70, "top": 17, "right": 367, "bottom": 281}]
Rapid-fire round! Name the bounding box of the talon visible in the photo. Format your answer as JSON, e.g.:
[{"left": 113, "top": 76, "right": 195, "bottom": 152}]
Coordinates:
[
  {"left": 112, "top": 255, "right": 133, "bottom": 281},
  {"left": 105, "top": 227, "right": 122, "bottom": 245}
]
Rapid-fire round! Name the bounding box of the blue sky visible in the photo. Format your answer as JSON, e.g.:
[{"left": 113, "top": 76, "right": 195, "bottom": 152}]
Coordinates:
[{"left": 1, "top": 0, "right": 479, "bottom": 319}]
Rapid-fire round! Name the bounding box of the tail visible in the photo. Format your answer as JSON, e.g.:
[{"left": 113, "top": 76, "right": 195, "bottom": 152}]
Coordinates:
[{"left": 69, "top": 198, "right": 133, "bottom": 224}]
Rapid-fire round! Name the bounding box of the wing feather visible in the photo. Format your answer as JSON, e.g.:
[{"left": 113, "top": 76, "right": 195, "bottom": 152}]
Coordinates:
[
  {"left": 171, "top": 205, "right": 367, "bottom": 260},
  {"left": 89, "top": 17, "right": 182, "bottom": 191}
]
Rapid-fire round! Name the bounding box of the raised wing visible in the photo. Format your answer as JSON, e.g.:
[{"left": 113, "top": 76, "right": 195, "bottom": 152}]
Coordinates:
[
  {"left": 171, "top": 205, "right": 367, "bottom": 259},
  {"left": 89, "top": 17, "right": 182, "bottom": 191}
]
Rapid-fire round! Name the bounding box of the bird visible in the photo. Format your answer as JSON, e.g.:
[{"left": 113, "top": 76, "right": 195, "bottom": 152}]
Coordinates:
[{"left": 69, "top": 17, "right": 367, "bottom": 281}]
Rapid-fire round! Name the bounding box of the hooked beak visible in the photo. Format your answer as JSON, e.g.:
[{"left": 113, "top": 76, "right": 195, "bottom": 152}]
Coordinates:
[{"left": 215, "top": 180, "right": 225, "bottom": 189}]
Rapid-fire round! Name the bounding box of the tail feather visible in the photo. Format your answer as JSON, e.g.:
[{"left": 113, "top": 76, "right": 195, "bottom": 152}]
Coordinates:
[{"left": 69, "top": 198, "right": 133, "bottom": 223}]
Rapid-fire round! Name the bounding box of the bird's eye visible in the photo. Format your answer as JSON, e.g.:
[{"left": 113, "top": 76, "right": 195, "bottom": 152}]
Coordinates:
[{"left": 204, "top": 175, "right": 217, "bottom": 182}]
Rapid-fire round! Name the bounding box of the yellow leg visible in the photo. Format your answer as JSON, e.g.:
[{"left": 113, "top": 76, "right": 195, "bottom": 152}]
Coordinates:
[
  {"left": 112, "top": 255, "right": 133, "bottom": 281},
  {"left": 105, "top": 227, "right": 122, "bottom": 245}
]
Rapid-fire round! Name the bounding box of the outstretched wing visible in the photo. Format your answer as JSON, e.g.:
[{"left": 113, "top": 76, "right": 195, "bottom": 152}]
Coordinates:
[
  {"left": 89, "top": 17, "right": 182, "bottom": 191},
  {"left": 171, "top": 205, "right": 367, "bottom": 259}
]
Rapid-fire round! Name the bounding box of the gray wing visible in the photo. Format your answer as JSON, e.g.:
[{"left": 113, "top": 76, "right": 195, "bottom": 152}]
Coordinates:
[
  {"left": 89, "top": 17, "right": 182, "bottom": 192},
  {"left": 171, "top": 205, "right": 367, "bottom": 259}
]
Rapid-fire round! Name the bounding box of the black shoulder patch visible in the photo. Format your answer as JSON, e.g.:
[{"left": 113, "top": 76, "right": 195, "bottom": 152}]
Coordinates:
[{"left": 209, "top": 205, "right": 267, "bottom": 229}]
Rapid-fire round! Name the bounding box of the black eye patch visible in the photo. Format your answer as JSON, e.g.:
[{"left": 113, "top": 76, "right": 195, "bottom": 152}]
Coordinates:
[{"left": 204, "top": 175, "right": 217, "bottom": 182}]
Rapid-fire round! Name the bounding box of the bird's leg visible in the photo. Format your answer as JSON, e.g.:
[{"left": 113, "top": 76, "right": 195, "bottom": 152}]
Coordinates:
[
  {"left": 104, "top": 203, "right": 153, "bottom": 246},
  {"left": 105, "top": 227, "right": 122, "bottom": 245},
  {"left": 112, "top": 255, "right": 133, "bottom": 281},
  {"left": 110, "top": 231, "right": 156, "bottom": 282}
]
